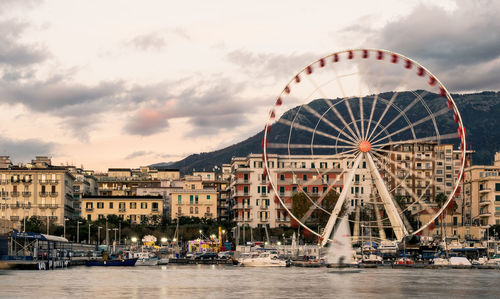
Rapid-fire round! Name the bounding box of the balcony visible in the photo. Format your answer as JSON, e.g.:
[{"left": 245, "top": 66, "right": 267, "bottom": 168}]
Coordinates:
[
  {"left": 479, "top": 200, "right": 490, "bottom": 206},
  {"left": 11, "top": 180, "right": 20, "bottom": 185},
  {"left": 276, "top": 218, "right": 289, "bottom": 222},
  {"left": 152, "top": 207, "right": 159, "bottom": 212},
  {"left": 0, "top": 191, "right": 8, "bottom": 197},
  {"left": 235, "top": 178, "right": 250, "bottom": 184},
  {"left": 0, "top": 179, "right": 8, "bottom": 184},
  {"left": 48, "top": 216, "right": 58, "bottom": 221},
  {"left": 49, "top": 180, "right": 59, "bottom": 184},
  {"left": 49, "top": 192, "right": 58, "bottom": 197},
  {"left": 22, "top": 192, "right": 31, "bottom": 197},
  {"left": 234, "top": 191, "right": 250, "bottom": 197},
  {"left": 22, "top": 179, "right": 32, "bottom": 184},
  {"left": 204, "top": 212, "right": 213, "bottom": 218},
  {"left": 260, "top": 205, "right": 269, "bottom": 210},
  {"left": 118, "top": 207, "right": 126, "bottom": 212},
  {"left": 479, "top": 211, "right": 492, "bottom": 217},
  {"left": 11, "top": 191, "right": 19, "bottom": 197},
  {"left": 39, "top": 192, "right": 49, "bottom": 197},
  {"left": 21, "top": 203, "right": 32, "bottom": 209},
  {"left": 39, "top": 180, "right": 49, "bottom": 185},
  {"left": 232, "top": 204, "right": 252, "bottom": 210},
  {"left": 10, "top": 216, "right": 19, "bottom": 221},
  {"left": 48, "top": 204, "right": 59, "bottom": 209},
  {"left": 10, "top": 203, "right": 20, "bottom": 209},
  {"left": 259, "top": 218, "right": 269, "bottom": 222},
  {"left": 39, "top": 204, "right": 47, "bottom": 209},
  {"left": 479, "top": 188, "right": 491, "bottom": 194}
]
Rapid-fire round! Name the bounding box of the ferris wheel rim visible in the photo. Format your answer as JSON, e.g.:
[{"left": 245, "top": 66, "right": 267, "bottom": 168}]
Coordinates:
[{"left": 262, "top": 48, "right": 467, "bottom": 243}]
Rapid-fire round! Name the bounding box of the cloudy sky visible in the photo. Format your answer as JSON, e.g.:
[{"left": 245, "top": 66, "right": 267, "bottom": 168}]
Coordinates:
[{"left": 0, "top": 0, "right": 498, "bottom": 171}]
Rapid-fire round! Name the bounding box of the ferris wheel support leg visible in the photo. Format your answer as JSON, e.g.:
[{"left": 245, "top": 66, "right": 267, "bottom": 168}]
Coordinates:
[
  {"left": 364, "top": 153, "right": 408, "bottom": 241},
  {"left": 365, "top": 152, "right": 408, "bottom": 241},
  {"left": 321, "top": 154, "right": 363, "bottom": 247}
]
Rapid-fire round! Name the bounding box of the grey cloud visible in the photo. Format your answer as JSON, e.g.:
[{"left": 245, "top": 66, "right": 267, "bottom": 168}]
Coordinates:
[
  {"left": 0, "top": 79, "right": 123, "bottom": 113},
  {"left": 367, "top": 1, "right": 500, "bottom": 91},
  {"left": 226, "top": 49, "right": 319, "bottom": 81},
  {"left": 0, "top": 136, "right": 56, "bottom": 163},
  {"left": 125, "top": 150, "right": 154, "bottom": 160},
  {"left": 0, "top": 20, "right": 48, "bottom": 66},
  {"left": 130, "top": 33, "right": 166, "bottom": 50},
  {"left": 122, "top": 79, "right": 258, "bottom": 136}
]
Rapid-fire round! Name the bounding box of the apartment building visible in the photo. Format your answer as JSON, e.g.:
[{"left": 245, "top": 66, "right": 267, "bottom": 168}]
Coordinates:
[
  {"left": 464, "top": 152, "right": 500, "bottom": 227},
  {"left": 170, "top": 176, "right": 218, "bottom": 220},
  {"left": 136, "top": 180, "right": 184, "bottom": 220},
  {"left": 68, "top": 167, "right": 98, "bottom": 217},
  {"left": 228, "top": 154, "right": 374, "bottom": 229},
  {"left": 81, "top": 195, "right": 163, "bottom": 224},
  {"left": 0, "top": 156, "right": 75, "bottom": 230}
]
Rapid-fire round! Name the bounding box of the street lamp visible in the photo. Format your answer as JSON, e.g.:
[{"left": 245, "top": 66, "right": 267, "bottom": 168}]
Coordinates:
[
  {"left": 88, "top": 223, "right": 92, "bottom": 244},
  {"left": 63, "top": 218, "right": 69, "bottom": 239},
  {"left": 161, "top": 237, "right": 168, "bottom": 245},
  {"left": 97, "top": 226, "right": 103, "bottom": 245},
  {"left": 131, "top": 237, "right": 138, "bottom": 249},
  {"left": 76, "top": 221, "right": 82, "bottom": 243}
]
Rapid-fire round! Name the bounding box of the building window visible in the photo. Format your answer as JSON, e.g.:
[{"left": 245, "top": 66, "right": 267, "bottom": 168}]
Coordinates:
[
  {"left": 109, "top": 202, "right": 113, "bottom": 209},
  {"left": 97, "top": 202, "right": 104, "bottom": 209},
  {"left": 190, "top": 195, "right": 194, "bottom": 204},
  {"left": 207, "top": 207, "right": 210, "bottom": 213},
  {"left": 98, "top": 214, "right": 104, "bottom": 220},
  {"left": 152, "top": 202, "right": 158, "bottom": 210},
  {"left": 195, "top": 207, "right": 199, "bottom": 214},
  {"left": 279, "top": 186, "right": 285, "bottom": 195},
  {"left": 302, "top": 174, "right": 307, "bottom": 181},
  {"left": 130, "top": 202, "right": 137, "bottom": 209},
  {"left": 496, "top": 183, "right": 500, "bottom": 192},
  {"left": 496, "top": 195, "right": 500, "bottom": 202},
  {"left": 195, "top": 195, "right": 199, "bottom": 204},
  {"left": 178, "top": 195, "right": 182, "bottom": 204},
  {"left": 207, "top": 195, "right": 211, "bottom": 200},
  {"left": 141, "top": 202, "right": 148, "bottom": 209},
  {"left": 190, "top": 207, "right": 193, "bottom": 214},
  {"left": 280, "top": 174, "right": 285, "bottom": 181},
  {"left": 87, "top": 215, "right": 91, "bottom": 221}
]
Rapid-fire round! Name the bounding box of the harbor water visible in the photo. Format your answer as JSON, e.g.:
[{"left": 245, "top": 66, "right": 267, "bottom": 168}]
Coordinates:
[{"left": 1, "top": 266, "right": 500, "bottom": 298}]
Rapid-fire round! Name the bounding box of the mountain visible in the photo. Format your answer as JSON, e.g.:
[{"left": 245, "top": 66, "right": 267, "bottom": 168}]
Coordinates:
[{"left": 152, "top": 91, "right": 500, "bottom": 174}]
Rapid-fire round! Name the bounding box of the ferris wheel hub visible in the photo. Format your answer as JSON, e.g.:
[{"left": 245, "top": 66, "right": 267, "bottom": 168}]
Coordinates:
[{"left": 359, "top": 140, "right": 372, "bottom": 152}]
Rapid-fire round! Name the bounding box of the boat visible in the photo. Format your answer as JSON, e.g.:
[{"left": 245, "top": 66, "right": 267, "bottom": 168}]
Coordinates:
[
  {"left": 393, "top": 257, "right": 415, "bottom": 266},
  {"left": 325, "top": 217, "right": 359, "bottom": 269},
  {"left": 85, "top": 258, "right": 137, "bottom": 267},
  {"left": 126, "top": 250, "right": 159, "bottom": 266},
  {"left": 239, "top": 252, "right": 289, "bottom": 267}
]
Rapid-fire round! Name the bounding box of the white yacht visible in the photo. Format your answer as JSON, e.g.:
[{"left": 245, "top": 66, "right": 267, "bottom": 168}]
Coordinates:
[{"left": 239, "top": 252, "right": 288, "bottom": 267}]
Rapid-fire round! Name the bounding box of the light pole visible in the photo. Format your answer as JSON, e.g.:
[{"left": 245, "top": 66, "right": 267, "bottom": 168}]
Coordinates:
[
  {"left": 63, "top": 218, "right": 69, "bottom": 239},
  {"left": 77, "top": 221, "right": 82, "bottom": 243},
  {"left": 113, "top": 228, "right": 118, "bottom": 244},
  {"left": 97, "top": 226, "right": 102, "bottom": 245},
  {"left": 88, "top": 223, "right": 92, "bottom": 244}
]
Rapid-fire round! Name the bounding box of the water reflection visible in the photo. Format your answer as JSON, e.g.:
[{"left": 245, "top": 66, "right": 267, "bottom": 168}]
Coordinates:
[{"left": 1, "top": 266, "right": 500, "bottom": 298}]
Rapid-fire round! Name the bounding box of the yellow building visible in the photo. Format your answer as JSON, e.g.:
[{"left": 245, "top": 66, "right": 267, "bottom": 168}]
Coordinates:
[
  {"left": 171, "top": 177, "right": 217, "bottom": 220},
  {"left": 81, "top": 195, "right": 163, "bottom": 224},
  {"left": 0, "top": 156, "right": 75, "bottom": 230}
]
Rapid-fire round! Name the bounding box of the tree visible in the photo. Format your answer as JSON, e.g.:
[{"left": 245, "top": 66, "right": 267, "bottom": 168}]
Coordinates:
[
  {"left": 291, "top": 192, "right": 311, "bottom": 220},
  {"left": 435, "top": 193, "right": 447, "bottom": 208}
]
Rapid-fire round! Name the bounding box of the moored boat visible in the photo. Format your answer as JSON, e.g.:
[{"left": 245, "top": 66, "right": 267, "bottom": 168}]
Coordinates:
[{"left": 85, "top": 258, "right": 137, "bottom": 267}]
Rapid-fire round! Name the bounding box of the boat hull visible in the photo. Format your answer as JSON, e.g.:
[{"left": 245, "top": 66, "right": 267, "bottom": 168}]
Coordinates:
[{"left": 85, "top": 258, "right": 137, "bottom": 267}]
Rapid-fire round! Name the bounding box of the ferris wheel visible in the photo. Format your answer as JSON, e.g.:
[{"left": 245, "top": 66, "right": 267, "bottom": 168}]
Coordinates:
[{"left": 262, "top": 49, "right": 466, "bottom": 246}]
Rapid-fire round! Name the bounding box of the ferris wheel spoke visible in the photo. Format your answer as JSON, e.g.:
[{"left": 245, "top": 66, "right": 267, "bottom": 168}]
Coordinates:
[
  {"left": 300, "top": 160, "right": 357, "bottom": 224},
  {"left": 277, "top": 118, "right": 357, "bottom": 146},
  {"left": 268, "top": 143, "right": 355, "bottom": 150},
  {"left": 359, "top": 96, "right": 365, "bottom": 140},
  {"left": 371, "top": 107, "right": 450, "bottom": 145},
  {"left": 344, "top": 97, "right": 363, "bottom": 140},
  {"left": 302, "top": 103, "right": 359, "bottom": 144},
  {"left": 370, "top": 131, "right": 459, "bottom": 149},
  {"left": 365, "top": 91, "right": 400, "bottom": 141},
  {"left": 369, "top": 90, "right": 429, "bottom": 143},
  {"left": 371, "top": 151, "right": 433, "bottom": 210},
  {"left": 323, "top": 99, "right": 361, "bottom": 143}
]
